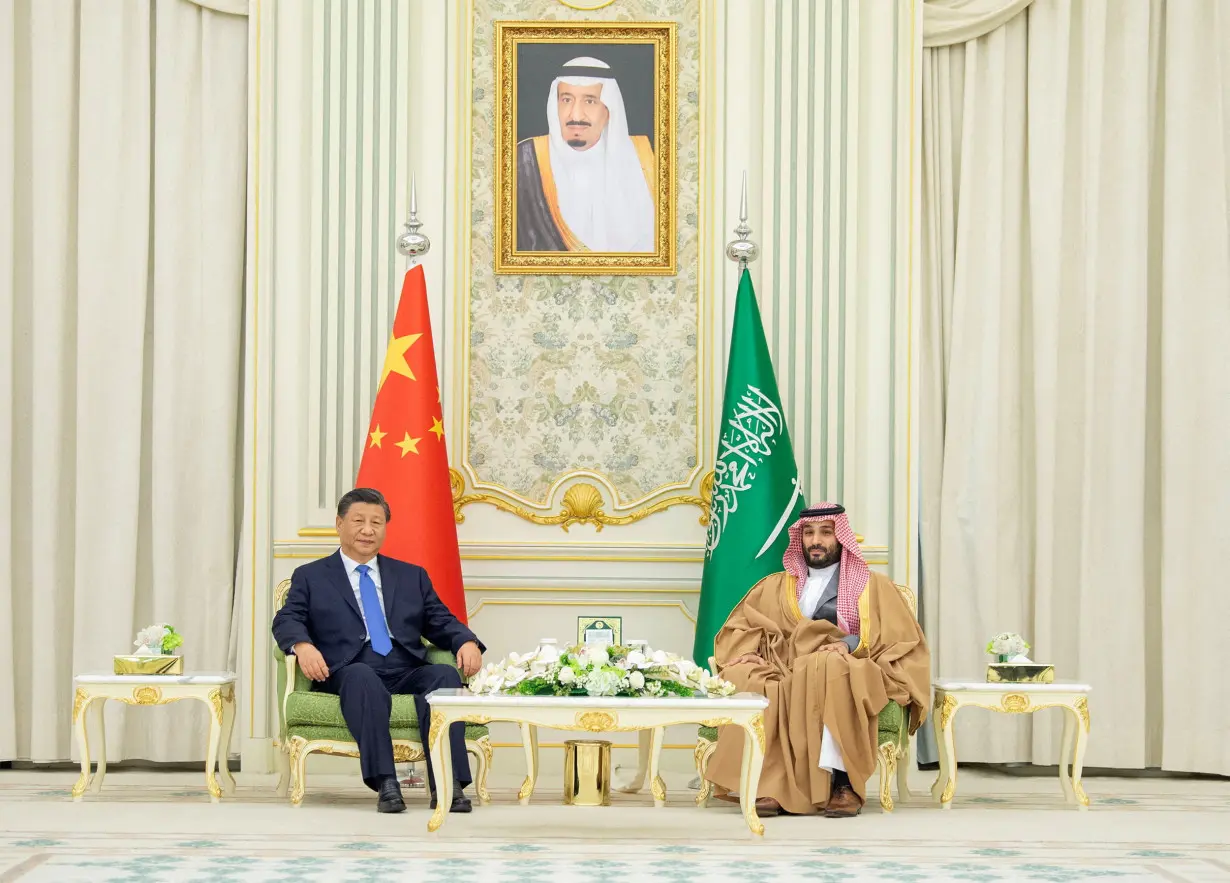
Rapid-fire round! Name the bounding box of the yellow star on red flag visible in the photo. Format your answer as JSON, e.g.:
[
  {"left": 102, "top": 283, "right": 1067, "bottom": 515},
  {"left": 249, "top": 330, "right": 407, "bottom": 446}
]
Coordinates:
[
  {"left": 379, "top": 332, "right": 421, "bottom": 390},
  {"left": 368, "top": 425, "right": 386, "bottom": 448},
  {"left": 429, "top": 416, "right": 445, "bottom": 441},
  {"left": 395, "top": 432, "right": 421, "bottom": 457}
]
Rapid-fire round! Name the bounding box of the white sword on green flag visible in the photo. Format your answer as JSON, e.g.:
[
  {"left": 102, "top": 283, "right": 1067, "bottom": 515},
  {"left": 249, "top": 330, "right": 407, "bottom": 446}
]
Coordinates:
[{"left": 756, "top": 477, "right": 803, "bottom": 559}]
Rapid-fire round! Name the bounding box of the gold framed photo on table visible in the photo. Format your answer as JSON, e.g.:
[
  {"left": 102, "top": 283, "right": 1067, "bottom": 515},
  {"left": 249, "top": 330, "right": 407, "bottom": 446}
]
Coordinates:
[
  {"left": 494, "top": 20, "right": 676, "bottom": 275},
  {"left": 577, "top": 616, "right": 622, "bottom": 647}
]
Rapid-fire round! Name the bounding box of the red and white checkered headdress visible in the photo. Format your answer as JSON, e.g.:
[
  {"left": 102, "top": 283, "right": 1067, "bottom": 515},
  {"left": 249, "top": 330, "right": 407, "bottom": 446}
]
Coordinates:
[{"left": 782, "top": 502, "right": 870, "bottom": 636}]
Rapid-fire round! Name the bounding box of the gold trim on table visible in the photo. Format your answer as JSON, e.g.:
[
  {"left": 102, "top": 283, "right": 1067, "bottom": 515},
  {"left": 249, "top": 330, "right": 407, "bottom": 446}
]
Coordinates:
[
  {"left": 71, "top": 675, "right": 238, "bottom": 805},
  {"left": 931, "top": 685, "right": 1092, "bottom": 810}
]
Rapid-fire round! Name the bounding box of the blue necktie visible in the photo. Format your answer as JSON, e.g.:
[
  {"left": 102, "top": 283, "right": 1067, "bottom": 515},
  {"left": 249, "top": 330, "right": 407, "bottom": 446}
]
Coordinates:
[{"left": 356, "top": 564, "right": 392, "bottom": 656}]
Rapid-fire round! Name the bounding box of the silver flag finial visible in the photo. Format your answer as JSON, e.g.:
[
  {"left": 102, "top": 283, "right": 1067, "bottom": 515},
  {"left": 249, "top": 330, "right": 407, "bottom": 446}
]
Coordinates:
[
  {"left": 725, "top": 171, "right": 759, "bottom": 267},
  {"left": 397, "top": 175, "right": 431, "bottom": 260}
]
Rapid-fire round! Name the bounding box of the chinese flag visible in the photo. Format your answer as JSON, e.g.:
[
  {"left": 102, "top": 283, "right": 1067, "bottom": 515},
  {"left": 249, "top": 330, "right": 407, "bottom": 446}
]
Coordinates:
[{"left": 355, "top": 265, "right": 466, "bottom": 622}]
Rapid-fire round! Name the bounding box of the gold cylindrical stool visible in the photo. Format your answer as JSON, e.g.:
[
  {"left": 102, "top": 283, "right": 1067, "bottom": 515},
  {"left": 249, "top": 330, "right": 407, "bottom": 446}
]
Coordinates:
[{"left": 563, "top": 739, "right": 611, "bottom": 806}]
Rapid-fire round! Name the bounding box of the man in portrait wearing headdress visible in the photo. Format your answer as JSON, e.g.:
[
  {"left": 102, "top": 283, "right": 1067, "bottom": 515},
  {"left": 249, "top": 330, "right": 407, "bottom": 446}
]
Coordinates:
[
  {"left": 705, "top": 504, "right": 931, "bottom": 818},
  {"left": 516, "top": 56, "right": 656, "bottom": 252}
]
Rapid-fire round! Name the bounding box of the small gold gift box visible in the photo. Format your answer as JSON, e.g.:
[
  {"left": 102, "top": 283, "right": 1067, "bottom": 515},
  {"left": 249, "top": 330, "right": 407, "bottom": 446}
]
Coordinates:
[
  {"left": 987, "top": 662, "right": 1053, "bottom": 684},
  {"left": 563, "top": 739, "right": 611, "bottom": 806},
  {"left": 113, "top": 655, "right": 184, "bottom": 676}
]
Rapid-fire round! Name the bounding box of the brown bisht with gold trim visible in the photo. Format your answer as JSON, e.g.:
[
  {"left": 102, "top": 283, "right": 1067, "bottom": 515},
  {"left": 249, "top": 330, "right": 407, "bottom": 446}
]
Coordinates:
[{"left": 705, "top": 507, "right": 930, "bottom": 815}]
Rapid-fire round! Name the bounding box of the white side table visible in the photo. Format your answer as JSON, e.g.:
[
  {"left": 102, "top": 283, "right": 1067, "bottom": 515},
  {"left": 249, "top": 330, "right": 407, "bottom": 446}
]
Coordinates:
[
  {"left": 71, "top": 671, "right": 238, "bottom": 802},
  {"left": 930, "top": 680, "right": 1092, "bottom": 809}
]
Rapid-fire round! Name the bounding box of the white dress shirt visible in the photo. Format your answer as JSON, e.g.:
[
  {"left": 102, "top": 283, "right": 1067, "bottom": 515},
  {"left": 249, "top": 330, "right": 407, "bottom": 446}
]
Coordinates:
[
  {"left": 339, "top": 550, "right": 390, "bottom": 641},
  {"left": 798, "top": 563, "right": 839, "bottom": 619}
]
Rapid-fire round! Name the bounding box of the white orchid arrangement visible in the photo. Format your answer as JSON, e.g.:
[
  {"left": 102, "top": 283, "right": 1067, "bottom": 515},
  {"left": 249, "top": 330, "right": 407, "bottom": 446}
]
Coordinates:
[
  {"left": 468, "top": 643, "right": 737, "bottom": 699},
  {"left": 133, "top": 623, "right": 183, "bottom": 656},
  {"left": 986, "top": 632, "right": 1030, "bottom": 660}
]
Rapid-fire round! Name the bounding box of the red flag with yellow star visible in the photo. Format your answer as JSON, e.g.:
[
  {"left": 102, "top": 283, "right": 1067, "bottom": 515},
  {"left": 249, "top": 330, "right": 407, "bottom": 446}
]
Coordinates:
[{"left": 355, "top": 265, "right": 466, "bottom": 622}]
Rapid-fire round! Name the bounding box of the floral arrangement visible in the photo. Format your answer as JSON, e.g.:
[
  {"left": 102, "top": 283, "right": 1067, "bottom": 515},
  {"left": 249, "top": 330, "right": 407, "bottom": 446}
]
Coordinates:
[
  {"left": 468, "top": 643, "right": 736, "bottom": 699},
  {"left": 986, "top": 632, "right": 1030, "bottom": 661},
  {"left": 134, "top": 623, "right": 184, "bottom": 656}
]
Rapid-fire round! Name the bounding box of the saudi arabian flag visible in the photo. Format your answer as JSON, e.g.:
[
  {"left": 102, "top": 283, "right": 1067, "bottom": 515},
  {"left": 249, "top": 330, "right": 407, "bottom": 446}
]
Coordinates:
[{"left": 693, "top": 269, "right": 806, "bottom": 664}]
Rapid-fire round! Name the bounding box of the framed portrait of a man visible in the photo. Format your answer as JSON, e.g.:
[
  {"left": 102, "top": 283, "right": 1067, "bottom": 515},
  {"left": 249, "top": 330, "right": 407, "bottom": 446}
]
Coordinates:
[{"left": 494, "top": 21, "right": 676, "bottom": 275}]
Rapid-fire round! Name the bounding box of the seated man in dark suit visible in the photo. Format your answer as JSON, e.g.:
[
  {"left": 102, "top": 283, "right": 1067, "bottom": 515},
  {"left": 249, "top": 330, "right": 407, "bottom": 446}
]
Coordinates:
[{"left": 272, "top": 488, "right": 484, "bottom": 813}]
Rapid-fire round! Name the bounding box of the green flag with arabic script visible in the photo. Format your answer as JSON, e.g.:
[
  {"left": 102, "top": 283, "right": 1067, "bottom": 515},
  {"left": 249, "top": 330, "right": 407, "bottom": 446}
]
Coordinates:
[{"left": 694, "top": 269, "right": 805, "bottom": 664}]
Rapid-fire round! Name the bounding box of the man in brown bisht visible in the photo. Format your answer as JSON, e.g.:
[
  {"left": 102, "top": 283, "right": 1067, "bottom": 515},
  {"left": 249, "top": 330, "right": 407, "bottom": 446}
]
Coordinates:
[{"left": 706, "top": 503, "right": 930, "bottom": 817}]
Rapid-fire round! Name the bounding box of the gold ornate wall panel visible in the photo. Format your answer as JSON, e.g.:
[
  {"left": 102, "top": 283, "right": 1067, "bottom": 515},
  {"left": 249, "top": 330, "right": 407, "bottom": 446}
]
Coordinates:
[{"left": 459, "top": 0, "right": 708, "bottom": 516}]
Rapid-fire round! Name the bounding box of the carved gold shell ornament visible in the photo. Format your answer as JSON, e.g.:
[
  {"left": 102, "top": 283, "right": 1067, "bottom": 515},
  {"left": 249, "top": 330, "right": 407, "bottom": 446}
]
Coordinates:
[{"left": 451, "top": 468, "right": 712, "bottom": 531}]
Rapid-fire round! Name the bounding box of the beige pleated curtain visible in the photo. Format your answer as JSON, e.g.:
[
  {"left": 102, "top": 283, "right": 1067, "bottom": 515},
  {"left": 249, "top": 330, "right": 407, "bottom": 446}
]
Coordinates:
[
  {"left": 0, "top": 0, "right": 248, "bottom": 763},
  {"left": 921, "top": 0, "right": 1230, "bottom": 775}
]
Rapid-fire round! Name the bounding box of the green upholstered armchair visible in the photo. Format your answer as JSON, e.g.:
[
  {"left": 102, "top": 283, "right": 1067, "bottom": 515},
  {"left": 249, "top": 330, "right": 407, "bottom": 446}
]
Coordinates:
[
  {"left": 272, "top": 579, "right": 493, "bottom": 806},
  {"left": 694, "top": 584, "right": 919, "bottom": 812}
]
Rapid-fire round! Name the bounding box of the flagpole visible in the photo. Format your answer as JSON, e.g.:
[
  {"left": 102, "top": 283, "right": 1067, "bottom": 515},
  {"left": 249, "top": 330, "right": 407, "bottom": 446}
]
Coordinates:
[
  {"left": 393, "top": 175, "right": 430, "bottom": 794},
  {"left": 725, "top": 170, "right": 759, "bottom": 269},
  {"left": 396, "top": 175, "right": 431, "bottom": 265}
]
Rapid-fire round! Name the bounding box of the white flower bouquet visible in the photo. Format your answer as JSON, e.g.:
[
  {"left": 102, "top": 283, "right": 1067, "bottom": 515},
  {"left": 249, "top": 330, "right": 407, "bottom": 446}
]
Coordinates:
[
  {"left": 468, "top": 643, "right": 737, "bottom": 699},
  {"left": 134, "top": 623, "right": 184, "bottom": 656},
  {"left": 986, "top": 632, "right": 1030, "bottom": 662}
]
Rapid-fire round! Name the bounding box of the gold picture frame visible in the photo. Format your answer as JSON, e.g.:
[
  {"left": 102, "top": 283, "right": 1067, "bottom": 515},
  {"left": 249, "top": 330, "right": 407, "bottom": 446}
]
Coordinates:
[{"left": 494, "top": 21, "right": 677, "bottom": 275}]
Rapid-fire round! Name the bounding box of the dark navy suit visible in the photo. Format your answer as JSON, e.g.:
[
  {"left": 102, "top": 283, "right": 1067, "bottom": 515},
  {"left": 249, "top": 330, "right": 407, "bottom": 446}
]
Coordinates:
[{"left": 272, "top": 550, "right": 483, "bottom": 792}]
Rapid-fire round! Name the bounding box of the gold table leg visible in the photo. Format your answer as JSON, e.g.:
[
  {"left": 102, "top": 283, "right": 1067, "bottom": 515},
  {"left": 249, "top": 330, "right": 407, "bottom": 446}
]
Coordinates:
[
  {"left": 737, "top": 714, "right": 766, "bottom": 837},
  {"left": 427, "top": 712, "right": 454, "bottom": 833},
  {"left": 71, "top": 692, "right": 96, "bottom": 801},
  {"left": 618, "top": 729, "right": 652, "bottom": 793},
  {"left": 648, "top": 727, "right": 666, "bottom": 807},
  {"left": 931, "top": 693, "right": 959, "bottom": 809},
  {"left": 203, "top": 694, "right": 223, "bottom": 803},
  {"left": 1069, "top": 702, "right": 1090, "bottom": 810},
  {"left": 89, "top": 698, "right": 108, "bottom": 793},
  {"left": 518, "top": 722, "right": 539, "bottom": 806},
  {"left": 217, "top": 688, "right": 238, "bottom": 795}
]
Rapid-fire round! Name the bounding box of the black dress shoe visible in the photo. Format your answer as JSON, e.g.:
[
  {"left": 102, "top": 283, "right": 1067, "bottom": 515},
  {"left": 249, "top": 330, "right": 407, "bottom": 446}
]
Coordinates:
[
  {"left": 377, "top": 778, "right": 406, "bottom": 813},
  {"left": 429, "top": 784, "right": 473, "bottom": 813}
]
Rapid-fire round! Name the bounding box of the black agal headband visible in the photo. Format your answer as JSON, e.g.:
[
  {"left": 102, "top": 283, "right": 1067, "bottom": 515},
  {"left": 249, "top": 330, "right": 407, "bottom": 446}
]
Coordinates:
[{"left": 799, "top": 504, "right": 845, "bottom": 518}]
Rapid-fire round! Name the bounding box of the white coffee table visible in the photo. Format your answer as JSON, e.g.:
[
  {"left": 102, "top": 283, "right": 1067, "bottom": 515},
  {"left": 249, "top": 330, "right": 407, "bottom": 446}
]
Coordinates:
[
  {"left": 931, "top": 679, "right": 1092, "bottom": 809},
  {"left": 424, "top": 690, "right": 770, "bottom": 836},
  {"left": 71, "top": 671, "right": 238, "bottom": 802}
]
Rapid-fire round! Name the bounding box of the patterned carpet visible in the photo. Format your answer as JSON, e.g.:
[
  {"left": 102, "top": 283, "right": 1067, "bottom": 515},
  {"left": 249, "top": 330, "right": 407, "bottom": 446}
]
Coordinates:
[{"left": 1, "top": 773, "right": 1228, "bottom": 882}]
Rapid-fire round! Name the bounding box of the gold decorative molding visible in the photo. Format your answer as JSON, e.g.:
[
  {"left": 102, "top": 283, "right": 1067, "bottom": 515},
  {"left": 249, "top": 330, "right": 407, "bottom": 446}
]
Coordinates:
[
  {"left": 748, "top": 712, "right": 766, "bottom": 752},
  {"left": 1001, "top": 694, "right": 1031, "bottom": 714},
  {"left": 877, "top": 741, "right": 899, "bottom": 812},
  {"left": 393, "top": 743, "right": 423, "bottom": 764},
  {"left": 133, "top": 687, "right": 163, "bottom": 705},
  {"left": 518, "top": 776, "right": 535, "bottom": 801},
  {"left": 476, "top": 736, "right": 494, "bottom": 804},
  {"left": 557, "top": 0, "right": 618, "bottom": 10},
  {"left": 451, "top": 469, "right": 712, "bottom": 531},
  {"left": 693, "top": 740, "right": 717, "bottom": 807},
  {"left": 651, "top": 775, "right": 667, "bottom": 803},
  {"left": 428, "top": 709, "right": 447, "bottom": 751},
  {"left": 1074, "top": 697, "right": 1091, "bottom": 731},
  {"left": 937, "top": 693, "right": 959, "bottom": 730},
  {"left": 274, "top": 578, "right": 291, "bottom": 610},
  {"left": 940, "top": 777, "right": 955, "bottom": 804},
  {"left": 72, "top": 688, "right": 89, "bottom": 724},
  {"left": 208, "top": 689, "right": 225, "bottom": 725},
  {"left": 576, "top": 711, "right": 618, "bottom": 732}
]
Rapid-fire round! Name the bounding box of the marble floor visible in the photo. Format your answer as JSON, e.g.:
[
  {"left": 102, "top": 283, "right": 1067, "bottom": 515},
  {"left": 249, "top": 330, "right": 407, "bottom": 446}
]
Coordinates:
[{"left": 0, "top": 766, "right": 1227, "bottom": 882}]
